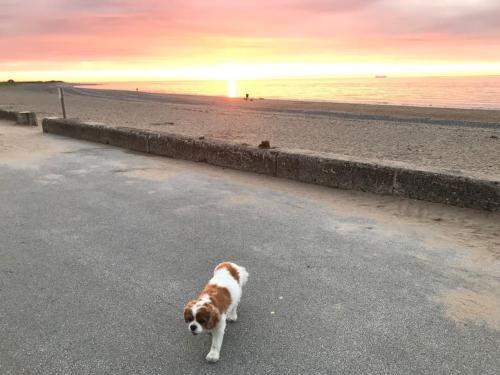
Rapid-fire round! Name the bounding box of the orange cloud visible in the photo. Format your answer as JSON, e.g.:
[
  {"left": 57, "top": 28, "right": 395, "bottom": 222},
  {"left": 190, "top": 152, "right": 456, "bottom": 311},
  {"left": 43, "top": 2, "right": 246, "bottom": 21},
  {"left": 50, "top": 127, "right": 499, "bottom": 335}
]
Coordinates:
[{"left": 1, "top": 0, "right": 500, "bottom": 80}]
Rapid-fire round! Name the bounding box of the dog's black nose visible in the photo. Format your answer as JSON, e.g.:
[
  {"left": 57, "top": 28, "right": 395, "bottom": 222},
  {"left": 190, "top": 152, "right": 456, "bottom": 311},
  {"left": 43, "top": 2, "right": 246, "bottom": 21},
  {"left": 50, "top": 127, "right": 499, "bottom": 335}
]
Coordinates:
[{"left": 190, "top": 324, "right": 196, "bottom": 332}]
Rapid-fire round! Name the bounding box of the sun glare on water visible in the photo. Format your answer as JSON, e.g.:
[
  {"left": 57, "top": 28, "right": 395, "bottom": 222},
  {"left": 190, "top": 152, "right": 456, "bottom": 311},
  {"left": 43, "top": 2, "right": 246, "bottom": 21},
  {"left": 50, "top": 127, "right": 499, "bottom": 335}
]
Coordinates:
[{"left": 227, "top": 79, "right": 237, "bottom": 97}]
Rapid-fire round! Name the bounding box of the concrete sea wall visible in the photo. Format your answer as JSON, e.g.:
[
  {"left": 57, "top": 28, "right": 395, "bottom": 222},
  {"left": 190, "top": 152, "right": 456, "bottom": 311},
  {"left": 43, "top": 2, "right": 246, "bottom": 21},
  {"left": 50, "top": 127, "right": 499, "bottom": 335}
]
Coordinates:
[
  {"left": 42, "top": 118, "right": 500, "bottom": 211},
  {"left": 0, "top": 108, "right": 38, "bottom": 126}
]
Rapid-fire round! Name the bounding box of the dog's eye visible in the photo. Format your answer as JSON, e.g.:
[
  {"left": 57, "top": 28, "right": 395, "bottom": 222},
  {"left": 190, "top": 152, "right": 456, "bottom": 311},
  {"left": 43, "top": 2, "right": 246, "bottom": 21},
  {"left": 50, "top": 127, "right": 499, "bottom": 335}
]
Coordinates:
[{"left": 198, "top": 318, "right": 205, "bottom": 324}]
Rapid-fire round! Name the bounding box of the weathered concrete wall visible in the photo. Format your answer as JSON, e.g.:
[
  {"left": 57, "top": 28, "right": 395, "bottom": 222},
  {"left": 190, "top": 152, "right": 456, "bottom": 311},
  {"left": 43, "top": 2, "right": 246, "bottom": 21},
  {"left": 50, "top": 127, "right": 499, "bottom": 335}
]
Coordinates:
[
  {"left": 0, "top": 108, "right": 21, "bottom": 122},
  {"left": 276, "top": 151, "right": 395, "bottom": 194},
  {"left": 42, "top": 118, "right": 500, "bottom": 211},
  {"left": 99, "top": 126, "right": 150, "bottom": 153},
  {"left": 148, "top": 132, "right": 196, "bottom": 160},
  {"left": 0, "top": 108, "right": 38, "bottom": 126},
  {"left": 16, "top": 111, "right": 38, "bottom": 126},
  {"left": 192, "top": 138, "right": 278, "bottom": 175},
  {"left": 393, "top": 168, "right": 500, "bottom": 211}
]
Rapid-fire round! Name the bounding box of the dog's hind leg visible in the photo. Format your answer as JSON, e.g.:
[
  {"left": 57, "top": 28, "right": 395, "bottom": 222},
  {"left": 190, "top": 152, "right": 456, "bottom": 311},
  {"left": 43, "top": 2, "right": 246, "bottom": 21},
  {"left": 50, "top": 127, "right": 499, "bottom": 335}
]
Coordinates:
[{"left": 227, "top": 305, "right": 238, "bottom": 322}]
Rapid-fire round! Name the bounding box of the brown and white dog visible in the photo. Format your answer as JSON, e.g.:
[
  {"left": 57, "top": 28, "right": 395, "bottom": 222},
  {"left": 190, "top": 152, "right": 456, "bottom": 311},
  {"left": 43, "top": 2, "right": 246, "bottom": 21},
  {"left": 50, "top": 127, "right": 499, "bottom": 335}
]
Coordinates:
[{"left": 184, "top": 262, "right": 249, "bottom": 362}]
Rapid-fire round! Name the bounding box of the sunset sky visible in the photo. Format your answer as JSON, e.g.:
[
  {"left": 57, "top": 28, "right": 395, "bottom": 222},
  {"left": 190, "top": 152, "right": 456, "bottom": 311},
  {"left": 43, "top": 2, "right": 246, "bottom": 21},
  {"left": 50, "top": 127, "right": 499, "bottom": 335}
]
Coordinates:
[{"left": 1, "top": 0, "right": 500, "bottom": 81}]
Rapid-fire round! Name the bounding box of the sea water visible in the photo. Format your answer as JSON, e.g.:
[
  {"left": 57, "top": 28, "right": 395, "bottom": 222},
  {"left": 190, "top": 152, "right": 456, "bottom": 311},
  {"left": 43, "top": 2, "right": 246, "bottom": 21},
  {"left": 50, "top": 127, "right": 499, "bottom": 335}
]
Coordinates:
[{"left": 79, "top": 76, "right": 500, "bottom": 109}]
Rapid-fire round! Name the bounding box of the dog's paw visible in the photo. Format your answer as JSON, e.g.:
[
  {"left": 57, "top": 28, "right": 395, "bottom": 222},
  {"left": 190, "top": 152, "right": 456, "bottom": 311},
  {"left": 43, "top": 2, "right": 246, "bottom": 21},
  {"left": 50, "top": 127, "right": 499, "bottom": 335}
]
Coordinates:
[
  {"left": 226, "top": 314, "right": 238, "bottom": 322},
  {"left": 206, "top": 351, "right": 220, "bottom": 363}
]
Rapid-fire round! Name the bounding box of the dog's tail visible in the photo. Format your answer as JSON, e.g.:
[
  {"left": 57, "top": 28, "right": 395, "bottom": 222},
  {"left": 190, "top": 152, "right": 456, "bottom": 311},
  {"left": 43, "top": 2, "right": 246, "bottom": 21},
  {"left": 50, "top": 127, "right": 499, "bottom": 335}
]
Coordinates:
[{"left": 235, "top": 264, "right": 249, "bottom": 287}]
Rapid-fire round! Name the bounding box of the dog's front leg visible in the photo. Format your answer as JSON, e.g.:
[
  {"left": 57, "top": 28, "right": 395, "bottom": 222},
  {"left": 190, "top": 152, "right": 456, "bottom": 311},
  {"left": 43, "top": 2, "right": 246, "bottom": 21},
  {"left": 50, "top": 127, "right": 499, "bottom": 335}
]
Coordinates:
[{"left": 206, "top": 317, "right": 226, "bottom": 362}]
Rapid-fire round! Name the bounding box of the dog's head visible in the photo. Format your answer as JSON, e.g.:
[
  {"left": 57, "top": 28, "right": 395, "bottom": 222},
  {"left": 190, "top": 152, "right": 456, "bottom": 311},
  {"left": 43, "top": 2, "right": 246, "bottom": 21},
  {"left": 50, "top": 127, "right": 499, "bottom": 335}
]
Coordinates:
[{"left": 184, "top": 300, "right": 220, "bottom": 335}]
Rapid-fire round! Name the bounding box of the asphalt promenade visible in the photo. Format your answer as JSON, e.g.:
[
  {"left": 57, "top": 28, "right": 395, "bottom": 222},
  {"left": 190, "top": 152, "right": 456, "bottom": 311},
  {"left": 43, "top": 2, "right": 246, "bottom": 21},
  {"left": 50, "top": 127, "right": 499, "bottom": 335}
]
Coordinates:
[{"left": 1, "top": 120, "right": 499, "bottom": 374}]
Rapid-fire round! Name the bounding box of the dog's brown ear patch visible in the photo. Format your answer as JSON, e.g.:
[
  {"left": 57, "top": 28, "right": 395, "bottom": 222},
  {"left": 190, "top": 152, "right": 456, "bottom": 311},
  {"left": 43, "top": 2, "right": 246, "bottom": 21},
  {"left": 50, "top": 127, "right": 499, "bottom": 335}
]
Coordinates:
[
  {"left": 207, "top": 304, "right": 220, "bottom": 330},
  {"left": 215, "top": 262, "right": 240, "bottom": 283},
  {"left": 197, "top": 304, "right": 220, "bottom": 330},
  {"left": 183, "top": 301, "right": 195, "bottom": 323},
  {"left": 205, "top": 304, "right": 220, "bottom": 329}
]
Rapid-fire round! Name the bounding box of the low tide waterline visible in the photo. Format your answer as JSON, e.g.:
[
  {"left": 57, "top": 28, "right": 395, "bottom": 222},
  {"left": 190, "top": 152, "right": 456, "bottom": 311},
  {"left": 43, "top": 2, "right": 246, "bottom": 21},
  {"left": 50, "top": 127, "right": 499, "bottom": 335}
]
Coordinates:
[{"left": 77, "top": 76, "right": 500, "bottom": 110}]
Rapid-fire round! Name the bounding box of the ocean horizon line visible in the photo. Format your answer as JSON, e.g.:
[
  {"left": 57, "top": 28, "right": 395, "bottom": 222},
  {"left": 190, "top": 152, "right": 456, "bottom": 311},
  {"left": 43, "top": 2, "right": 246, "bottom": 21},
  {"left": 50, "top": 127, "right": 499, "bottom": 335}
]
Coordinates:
[{"left": 73, "top": 76, "right": 500, "bottom": 110}]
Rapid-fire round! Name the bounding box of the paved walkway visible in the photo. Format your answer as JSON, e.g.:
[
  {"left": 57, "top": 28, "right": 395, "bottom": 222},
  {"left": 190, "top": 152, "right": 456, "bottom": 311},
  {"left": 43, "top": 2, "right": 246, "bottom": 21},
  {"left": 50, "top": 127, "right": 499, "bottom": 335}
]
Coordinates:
[{"left": 1, "top": 121, "right": 499, "bottom": 374}]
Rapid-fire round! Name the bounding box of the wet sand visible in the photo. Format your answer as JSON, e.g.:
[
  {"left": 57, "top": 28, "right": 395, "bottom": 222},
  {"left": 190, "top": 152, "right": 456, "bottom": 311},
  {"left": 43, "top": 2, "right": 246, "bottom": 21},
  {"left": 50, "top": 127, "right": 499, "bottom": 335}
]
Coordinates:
[{"left": 1, "top": 83, "right": 499, "bottom": 179}]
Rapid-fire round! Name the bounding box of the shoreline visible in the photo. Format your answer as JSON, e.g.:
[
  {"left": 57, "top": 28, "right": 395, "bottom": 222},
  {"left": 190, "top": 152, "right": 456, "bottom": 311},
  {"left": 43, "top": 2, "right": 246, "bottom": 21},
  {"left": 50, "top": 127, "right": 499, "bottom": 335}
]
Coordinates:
[
  {"left": 6, "top": 81, "right": 500, "bottom": 124},
  {"left": 68, "top": 84, "right": 500, "bottom": 125},
  {"left": 1, "top": 82, "right": 499, "bottom": 179},
  {"left": 76, "top": 82, "right": 500, "bottom": 111},
  {"left": 69, "top": 85, "right": 500, "bottom": 127}
]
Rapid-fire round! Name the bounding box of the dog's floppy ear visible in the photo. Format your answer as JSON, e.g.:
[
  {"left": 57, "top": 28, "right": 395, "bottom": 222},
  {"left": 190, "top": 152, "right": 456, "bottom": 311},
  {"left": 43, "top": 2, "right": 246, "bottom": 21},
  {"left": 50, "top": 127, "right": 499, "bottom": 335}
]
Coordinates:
[
  {"left": 206, "top": 304, "right": 220, "bottom": 330},
  {"left": 183, "top": 301, "right": 195, "bottom": 323}
]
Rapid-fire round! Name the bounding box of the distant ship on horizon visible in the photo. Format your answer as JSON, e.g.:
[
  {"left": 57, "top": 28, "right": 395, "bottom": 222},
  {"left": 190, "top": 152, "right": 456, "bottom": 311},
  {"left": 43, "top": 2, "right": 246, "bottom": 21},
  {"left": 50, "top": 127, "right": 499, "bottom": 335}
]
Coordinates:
[{"left": 375, "top": 75, "right": 387, "bottom": 78}]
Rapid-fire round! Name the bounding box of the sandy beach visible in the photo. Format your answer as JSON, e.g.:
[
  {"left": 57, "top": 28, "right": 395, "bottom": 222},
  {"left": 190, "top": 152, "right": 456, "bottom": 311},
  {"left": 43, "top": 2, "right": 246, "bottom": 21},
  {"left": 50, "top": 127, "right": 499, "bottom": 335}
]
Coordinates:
[{"left": 1, "top": 83, "right": 499, "bottom": 179}]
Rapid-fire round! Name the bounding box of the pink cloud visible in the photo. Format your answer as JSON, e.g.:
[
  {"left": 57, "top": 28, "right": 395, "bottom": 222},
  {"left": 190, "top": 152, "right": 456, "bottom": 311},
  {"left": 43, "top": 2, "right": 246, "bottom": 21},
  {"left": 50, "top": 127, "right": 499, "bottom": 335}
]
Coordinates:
[{"left": 1, "top": 0, "right": 500, "bottom": 66}]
